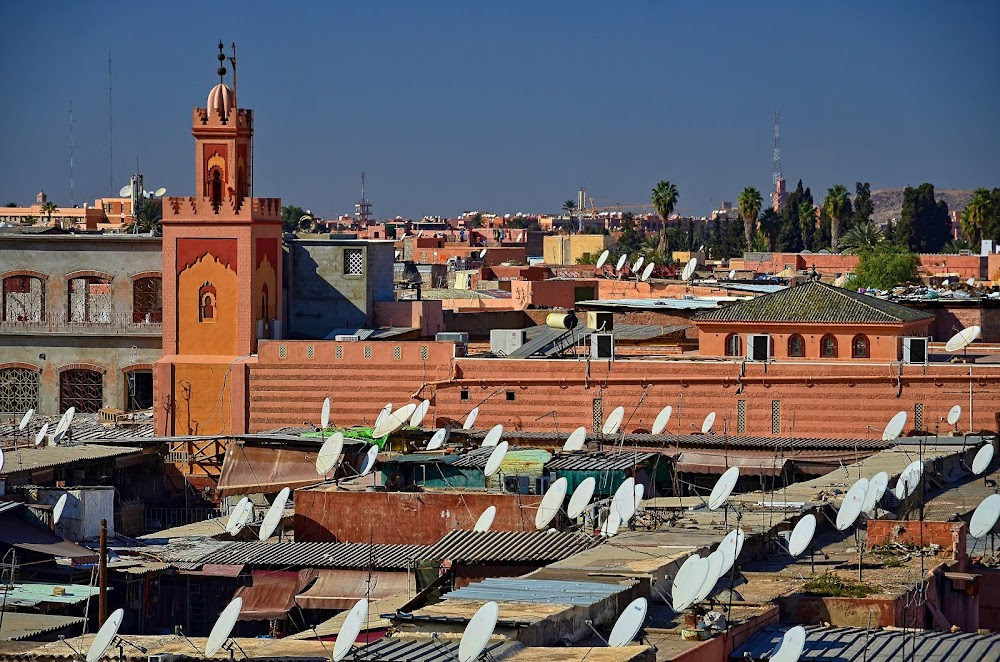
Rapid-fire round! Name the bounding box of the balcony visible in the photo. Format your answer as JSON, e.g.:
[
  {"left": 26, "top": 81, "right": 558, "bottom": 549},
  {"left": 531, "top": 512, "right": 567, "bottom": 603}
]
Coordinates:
[{"left": 0, "top": 311, "right": 163, "bottom": 337}]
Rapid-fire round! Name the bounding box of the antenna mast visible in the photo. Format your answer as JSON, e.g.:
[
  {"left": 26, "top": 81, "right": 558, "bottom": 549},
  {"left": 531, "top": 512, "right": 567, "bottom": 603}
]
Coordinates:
[
  {"left": 771, "top": 110, "right": 787, "bottom": 211},
  {"left": 355, "top": 172, "right": 373, "bottom": 224},
  {"left": 69, "top": 101, "right": 75, "bottom": 207},
  {"left": 108, "top": 52, "right": 113, "bottom": 195}
]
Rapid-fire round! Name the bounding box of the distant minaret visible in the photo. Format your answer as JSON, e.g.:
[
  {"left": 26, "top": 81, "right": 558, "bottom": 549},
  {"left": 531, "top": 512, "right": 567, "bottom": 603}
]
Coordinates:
[
  {"left": 772, "top": 110, "right": 788, "bottom": 211},
  {"left": 355, "top": 172, "right": 373, "bottom": 224}
]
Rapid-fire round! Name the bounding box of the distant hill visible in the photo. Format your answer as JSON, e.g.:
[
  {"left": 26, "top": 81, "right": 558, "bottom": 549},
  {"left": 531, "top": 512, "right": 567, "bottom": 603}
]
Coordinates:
[{"left": 870, "top": 188, "right": 972, "bottom": 225}]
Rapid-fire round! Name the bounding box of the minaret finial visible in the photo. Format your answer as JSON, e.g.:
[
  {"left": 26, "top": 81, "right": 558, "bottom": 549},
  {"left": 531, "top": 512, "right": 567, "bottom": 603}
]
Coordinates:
[{"left": 216, "top": 40, "right": 227, "bottom": 83}]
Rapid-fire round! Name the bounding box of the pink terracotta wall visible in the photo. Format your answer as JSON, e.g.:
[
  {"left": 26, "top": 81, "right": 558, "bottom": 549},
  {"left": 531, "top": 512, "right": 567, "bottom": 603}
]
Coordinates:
[{"left": 374, "top": 300, "right": 445, "bottom": 336}]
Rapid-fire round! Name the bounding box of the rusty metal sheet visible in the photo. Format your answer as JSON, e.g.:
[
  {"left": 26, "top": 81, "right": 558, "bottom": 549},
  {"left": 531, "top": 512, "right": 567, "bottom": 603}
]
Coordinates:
[
  {"left": 675, "top": 451, "right": 788, "bottom": 477},
  {"left": 217, "top": 444, "right": 322, "bottom": 496},
  {"left": 235, "top": 569, "right": 317, "bottom": 620},
  {"left": 294, "top": 569, "right": 412, "bottom": 610}
]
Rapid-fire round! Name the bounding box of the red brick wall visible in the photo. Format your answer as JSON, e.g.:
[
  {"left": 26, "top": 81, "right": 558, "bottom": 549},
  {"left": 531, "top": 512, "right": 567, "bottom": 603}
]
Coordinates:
[{"left": 867, "top": 520, "right": 967, "bottom": 561}]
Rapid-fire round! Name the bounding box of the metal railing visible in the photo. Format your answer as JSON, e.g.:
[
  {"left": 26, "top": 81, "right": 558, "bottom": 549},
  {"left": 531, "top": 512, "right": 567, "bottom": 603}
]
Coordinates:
[{"left": 0, "top": 311, "right": 162, "bottom": 334}]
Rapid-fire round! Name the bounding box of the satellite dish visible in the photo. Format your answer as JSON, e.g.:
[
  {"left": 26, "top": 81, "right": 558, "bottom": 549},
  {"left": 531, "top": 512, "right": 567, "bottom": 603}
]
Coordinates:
[
  {"left": 142, "top": 190, "right": 149, "bottom": 197},
  {"left": 633, "top": 256, "right": 645, "bottom": 273},
  {"left": 374, "top": 403, "right": 392, "bottom": 431},
  {"left": 479, "top": 248, "right": 488, "bottom": 259},
  {"left": 410, "top": 399, "right": 431, "bottom": 427},
  {"left": 473, "top": 506, "right": 497, "bottom": 533},
  {"left": 332, "top": 599, "right": 369, "bottom": 662},
  {"left": 708, "top": 466, "right": 739, "bottom": 511},
  {"left": 941, "top": 278, "right": 950, "bottom": 286},
  {"left": 770, "top": 625, "right": 806, "bottom": 662},
  {"left": 374, "top": 403, "right": 417, "bottom": 438},
  {"left": 17, "top": 409, "right": 33, "bottom": 431},
  {"left": 718, "top": 528, "right": 745, "bottom": 576},
  {"left": 895, "top": 460, "right": 923, "bottom": 500},
  {"left": 535, "top": 477, "right": 568, "bottom": 529},
  {"left": 483, "top": 424, "right": 504, "bottom": 448},
  {"left": 563, "top": 426, "right": 587, "bottom": 452},
  {"left": 205, "top": 597, "right": 243, "bottom": 657},
  {"left": 119, "top": 185, "right": 131, "bottom": 197},
  {"left": 693, "top": 550, "right": 725, "bottom": 603},
  {"left": 611, "top": 477, "right": 637, "bottom": 522},
  {"left": 862, "top": 472, "right": 889, "bottom": 514},
  {"left": 973, "top": 445, "right": 995, "bottom": 475},
  {"left": 671, "top": 554, "right": 709, "bottom": 612},
  {"left": 0, "top": 448, "right": 4, "bottom": 473},
  {"left": 652, "top": 406, "right": 673, "bottom": 435},
  {"left": 681, "top": 258, "right": 697, "bottom": 281},
  {"left": 945, "top": 325, "right": 982, "bottom": 352},
  {"left": 53, "top": 494, "right": 68, "bottom": 524},
  {"left": 226, "top": 499, "right": 253, "bottom": 535},
  {"left": 701, "top": 411, "right": 717, "bottom": 434},
  {"left": 882, "top": 411, "right": 907, "bottom": 441},
  {"left": 947, "top": 405, "right": 962, "bottom": 426},
  {"left": 86, "top": 608, "right": 124, "bottom": 662},
  {"left": 641, "top": 262, "right": 655, "bottom": 282},
  {"left": 427, "top": 428, "right": 448, "bottom": 451},
  {"left": 56, "top": 406, "right": 76, "bottom": 437},
  {"left": 52, "top": 430, "right": 65, "bottom": 446},
  {"left": 321, "top": 397, "right": 331, "bottom": 430},
  {"left": 601, "top": 511, "right": 622, "bottom": 537},
  {"left": 608, "top": 597, "right": 647, "bottom": 647},
  {"left": 787, "top": 514, "right": 817, "bottom": 557},
  {"left": 463, "top": 407, "right": 479, "bottom": 430},
  {"left": 968, "top": 277, "right": 976, "bottom": 286},
  {"left": 316, "top": 432, "right": 344, "bottom": 476},
  {"left": 225, "top": 497, "right": 251, "bottom": 534},
  {"left": 154, "top": 187, "right": 166, "bottom": 197},
  {"left": 596, "top": 250, "right": 609, "bottom": 269},
  {"left": 615, "top": 254, "right": 628, "bottom": 271},
  {"left": 457, "top": 601, "right": 499, "bottom": 662},
  {"left": 970, "top": 494, "right": 1000, "bottom": 538},
  {"left": 34, "top": 423, "right": 48, "bottom": 447},
  {"left": 358, "top": 445, "right": 379, "bottom": 477},
  {"left": 566, "top": 477, "right": 596, "bottom": 519},
  {"left": 258, "top": 487, "right": 290, "bottom": 541},
  {"left": 836, "top": 478, "right": 869, "bottom": 531},
  {"left": 634, "top": 483, "right": 645, "bottom": 507},
  {"left": 728, "top": 269, "right": 736, "bottom": 280},
  {"left": 602, "top": 406, "right": 625, "bottom": 435},
  {"left": 484, "top": 441, "right": 508, "bottom": 477}
]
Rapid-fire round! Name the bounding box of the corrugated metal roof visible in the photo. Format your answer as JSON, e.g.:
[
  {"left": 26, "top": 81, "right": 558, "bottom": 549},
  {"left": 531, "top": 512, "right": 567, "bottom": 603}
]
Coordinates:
[
  {"left": 192, "top": 541, "right": 429, "bottom": 569},
  {"left": 422, "top": 530, "right": 602, "bottom": 563},
  {"left": 731, "top": 625, "right": 1000, "bottom": 662},
  {"left": 545, "top": 451, "right": 658, "bottom": 472},
  {"left": 451, "top": 446, "right": 503, "bottom": 468},
  {"left": 0, "top": 444, "right": 142, "bottom": 475},
  {"left": 295, "top": 569, "right": 411, "bottom": 610},
  {"left": 441, "top": 577, "right": 628, "bottom": 606},
  {"left": 675, "top": 452, "right": 789, "bottom": 476},
  {"left": 0, "top": 582, "right": 101, "bottom": 608},
  {"left": 353, "top": 637, "right": 522, "bottom": 662},
  {"left": 0, "top": 612, "right": 85, "bottom": 641},
  {"left": 576, "top": 298, "right": 722, "bottom": 311},
  {"left": 0, "top": 413, "right": 153, "bottom": 443}
]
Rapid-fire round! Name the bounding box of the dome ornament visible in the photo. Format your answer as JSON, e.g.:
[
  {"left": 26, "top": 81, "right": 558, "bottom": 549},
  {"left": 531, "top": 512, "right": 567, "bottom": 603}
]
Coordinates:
[{"left": 216, "top": 40, "right": 227, "bottom": 81}]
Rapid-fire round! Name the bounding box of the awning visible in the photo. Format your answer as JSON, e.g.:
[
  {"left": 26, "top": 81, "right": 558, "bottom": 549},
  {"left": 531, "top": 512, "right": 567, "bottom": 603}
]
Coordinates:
[
  {"left": 295, "top": 570, "right": 412, "bottom": 610},
  {"left": 217, "top": 445, "right": 322, "bottom": 497},
  {"left": 176, "top": 563, "right": 244, "bottom": 577},
  {"left": 675, "top": 452, "right": 789, "bottom": 477},
  {"left": 0, "top": 612, "right": 85, "bottom": 641},
  {"left": 0, "top": 514, "right": 96, "bottom": 561},
  {"left": 235, "top": 569, "right": 317, "bottom": 620}
]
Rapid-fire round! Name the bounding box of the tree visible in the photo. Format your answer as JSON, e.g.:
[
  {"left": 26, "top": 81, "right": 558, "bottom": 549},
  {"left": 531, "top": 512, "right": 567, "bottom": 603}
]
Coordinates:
[
  {"left": 961, "top": 188, "right": 993, "bottom": 247},
  {"left": 5, "top": 202, "right": 18, "bottom": 207},
  {"left": 129, "top": 198, "right": 163, "bottom": 234},
  {"left": 985, "top": 188, "right": 1000, "bottom": 243},
  {"left": 40, "top": 201, "right": 58, "bottom": 228},
  {"left": 896, "top": 183, "right": 950, "bottom": 253},
  {"left": 850, "top": 182, "right": 874, "bottom": 228},
  {"left": 814, "top": 208, "right": 832, "bottom": 251},
  {"left": 561, "top": 200, "right": 577, "bottom": 232},
  {"left": 23, "top": 215, "right": 37, "bottom": 226},
  {"left": 469, "top": 212, "right": 483, "bottom": 229},
  {"left": 839, "top": 221, "right": 883, "bottom": 254},
  {"left": 798, "top": 201, "right": 816, "bottom": 251},
  {"left": 758, "top": 208, "right": 781, "bottom": 252},
  {"left": 616, "top": 212, "right": 642, "bottom": 257},
  {"left": 650, "top": 181, "right": 679, "bottom": 255},
  {"left": 737, "top": 186, "right": 763, "bottom": 249},
  {"left": 823, "top": 184, "right": 850, "bottom": 252},
  {"left": 281, "top": 205, "right": 307, "bottom": 233},
  {"left": 942, "top": 237, "right": 971, "bottom": 253},
  {"left": 846, "top": 244, "right": 920, "bottom": 290}
]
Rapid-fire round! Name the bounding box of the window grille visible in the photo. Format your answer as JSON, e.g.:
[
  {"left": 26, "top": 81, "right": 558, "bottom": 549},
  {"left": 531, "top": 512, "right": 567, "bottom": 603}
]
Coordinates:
[
  {"left": 0, "top": 368, "right": 39, "bottom": 414},
  {"left": 364, "top": 346, "right": 372, "bottom": 360},
  {"left": 336, "top": 345, "right": 343, "bottom": 360},
  {"left": 771, "top": 400, "right": 781, "bottom": 434},
  {"left": 132, "top": 277, "right": 162, "bottom": 323},
  {"left": 592, "top": 398, "right": 603, "bottom": 433},
  {"left": 738, "top": 400, "right": 746, "bottom": 433},
  {"left": 60, "top": 369, "right": 103, "bottom": 413},
  {"left": 344, "top": 249, "right": 363, "bottom": 275},
  {"left": 393, "top": 346, "right": 402, "bottom": 360}
]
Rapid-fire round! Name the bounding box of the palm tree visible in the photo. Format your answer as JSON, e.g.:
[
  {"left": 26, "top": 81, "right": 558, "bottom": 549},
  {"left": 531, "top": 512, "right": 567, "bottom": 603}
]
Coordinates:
[
  {"left": 758, "top": 208, "right": 781, "bottom": 252},
  {"left": 650, "top": 181, "right": 679, "bottom": 255},
  {"left": 961, "top": 188, "right": 993, "bottom": 246},
  {"left": 39, "top": 201, "right": 58, "bottom": 228},
  {"left": 737, "top": 186, "right": 762, "bottom": 249},
  {"left": 561, "top": 199, "right": 577, "bottom": 232},
  {"left": 823, "top": 184, "right": 850, "bottom": 252},
  {"left": 839, "top": 221, "right": 883, "bottom": 254}
]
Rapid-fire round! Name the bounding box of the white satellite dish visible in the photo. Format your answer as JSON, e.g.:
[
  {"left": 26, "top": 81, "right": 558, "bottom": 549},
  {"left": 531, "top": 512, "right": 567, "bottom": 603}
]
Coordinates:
[
  {"left": 973, "top": 445, "right": 995, "bottom": 475},
  {"left": 615, "top": 254, "right": 628, "bottom": 271},
  {"left": 968, "top": 277, "right": 977, "bottom": 286},
  {"left": 0, "top": 448, "right": 5, "bottom": 473},
  {"left": 119, "top": 184, "right": 131, "bottom": 197},
  {"left": 483, "top": 424, "right": 504, "bottom": 447},
  {"left": 56, "top": 406, "right": 75, "bottom": 436},
  {"left": 410, "top": 399, "right": 431, "bottom": 427},
  {"left": 634, "top": 483, "right": 644, "bottom": 507},
  {"left": 941, "top": 279, "right": 950, "bottom": 286},
  {"left": 226, "top": 499, "right": 253, "bottom": 535},
  {"left": 945, "top": 325, "right": 982, "bottom": 352},
  {"left": 641, "top": 262, "right": 655, "bottom": 282},
  {"left": 608, "top": 597, "right": 647, "bottom": 647},
  {"left": 611, "top": 477, "right": 637, "bottom": 522},
  {"left": 34, "top": 423, "right": 48, "bottom": 447},
  {"left": 596, "top": 250, "right": 610, "bottom": 269},
  {"left": 836, "top": 478, "right": 869, "bottom": 531},
  {"left": 332, "top": 598, "right": 368, "bottom": 662},
  {"left": 463, "top": 407, "right": 479, "bottom": 430},
  {"left": 633, "top": 256, "right": 645, "bottom": 273},
  {"left": 484, "top": 441, "right": 508, "bottom": 477},
  {"left": 708, "top": 466, "right": 739, "bottom": 511},
  {"left": 427, "top": 428, "right": 448, "bottom": 450},
  {"left": 652, "top": 406, "right": 673, "bottom": 435},
  {"left": 882, "top": 411, "right": 907, "bottom": 441},
  {"left": 535, "top": 477, "right": 568, "bottom": 529},
  {"left": 321, "top": 397, "right": 331, "bottom": 430},
  {"left": 601, "top": 510, "right": 622, "bottom": 537},
  {"left": 563, "top": 426, "right": 587, "bottom": 452},
  {"left": 258, "top": 487, "right": 291, "bottom": 541},
  {"left": 358, "top": 445, "right": 379, "bottom": 477},
  {"left": 374, "top": 403, "right": 392, "bottom": 431},
  {"left": 53, "top": 494, "right": 68, "bottom": 524},
  {"left": 205, "top": 597, "right": 243, "bottom": 657},
  {"left": 374, "top": 403, "right": 417, "bottom": 437},
  {"left": 895, "top": 460, "right": 923, "bottom": 500},
  {"left": 316, "top": 432, "right": 344, "bottom": 476},
  {"left": 681, "top": 258, "right": 697, "bottom": 281},
  {"left": 701, "top": 411, "right": 717, "bottom": 434},
  {"left": 86, "top": 608, "right": 124, "bottom": 662},
  {"left": 394, "top": 250, "right": 401, "bottom": 260},
  {"left": 728, "top": 269, "right": 736, "bottom": 280},
  {"left": 602, "top": 406, "right": 625, "bottom": 435},
  {"left": 693, "top": 550, "right": 725, "bottom": 603},
  {"left": 458, "top": 601, "right": 499, "bottom": 662},
  {"left": 770, "top": 625, "right": 806, "bottom": 662},
  {"left": 566, "top": 477, "right": 596, "bottom": 519},
  {"left": 947, "top": 405, "right": 962, "bottom": 426},
  {"left": 52, "top": 430, "right": 65, "bottom": 446},
  {"left": 671, "top": 554, "right": 709, "bottom": 612},
  {"left": 862, "top": 472, "right": 889, "bottom": 515},
  {"left": 718, "top": 528, "right": 745, "bottom": 576},
  {"left": 787, "top": 514, "right": 816, "bottom": 557},
  {"left": 17, "top": 409, "right": 33, "bottom": 431},
  {"left": 225, "top": 496, "right": 251, "bottom": 532},
  {"left": 473, "top": 506, "right": 497, "bottom": 532},
  {"left": 154, "top": 187, "right": 167, "bottom": 197},
  {"left": 970, "top": 494, "right": 1000, "bottom": 538}
]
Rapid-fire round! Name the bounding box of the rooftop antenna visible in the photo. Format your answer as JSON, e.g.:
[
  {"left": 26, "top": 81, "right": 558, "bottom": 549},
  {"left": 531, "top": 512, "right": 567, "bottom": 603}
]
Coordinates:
[
  {"left": 356, "top": 172, "right": 373, "bottom": 224},
  {"left": 108, "top": 51, "right": 113, "bottom": 195},
  {"left": 836, "top": 477, "right": 869, "bottom": 582},
  {"left": 69, "top": 101, "right": 74, "bottom": 207},
  {"left": 205, "top": 597, "right": 247, "bottom": 659}
]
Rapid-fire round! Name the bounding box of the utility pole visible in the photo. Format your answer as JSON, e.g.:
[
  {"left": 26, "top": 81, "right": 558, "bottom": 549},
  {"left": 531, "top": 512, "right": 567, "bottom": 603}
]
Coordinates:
[{"left": 99, "top": 519, "right": 108, "bottom": 624}]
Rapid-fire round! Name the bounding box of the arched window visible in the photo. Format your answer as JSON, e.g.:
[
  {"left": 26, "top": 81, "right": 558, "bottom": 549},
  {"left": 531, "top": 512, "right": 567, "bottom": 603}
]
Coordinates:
[
  {"left": 68, "top": 276, "right": 111, "bottom": 322},
  {"left": 60, "top": 369, "right": 103, "bottom": 413},
  {"left": 852, "top": 334, "right": 870, "bottom": 359},
  {"left": 199, "top": 283, "right": 217, "bottom": 322},
  {"left": 210, "top": 168, "right": 223, "bottom": 211},
  {"left": 260, "top": 283, "right": 269, "bottom": 320},
  {"left": 821, "top": 335, "right": 838, "bottom": 358},
  {"left": 788, "top": 334, "right": 805, "bottom": 358},
  {"left": 725, "top": 333, "right": 742, "bottom": 357},
  {"left": 132, "top": 276, "right": 162, "bottom": 323},
  {"left": 2, "top": 275, "right": 45, "bottom": 322},
  {"left": 0, "top": 367, "right": 40, "bottom": 414}
]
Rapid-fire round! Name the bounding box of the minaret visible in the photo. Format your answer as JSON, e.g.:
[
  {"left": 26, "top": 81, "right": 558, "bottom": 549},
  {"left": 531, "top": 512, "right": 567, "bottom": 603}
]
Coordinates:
[{"left": 153, "top": 42, "right": 283, "bottom": 437}]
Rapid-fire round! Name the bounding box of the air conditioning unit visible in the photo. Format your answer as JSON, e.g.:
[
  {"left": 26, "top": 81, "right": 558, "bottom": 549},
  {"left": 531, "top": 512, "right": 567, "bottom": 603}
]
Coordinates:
[
  {"left": 491, "top": 329, "right": 527, "bottom": 355},
  {"left": 902, "top": 337, "right": 929, "bottom": 365},
  {"left": 436, "top": 332, "right": 470, "bottom": 343},
  {"left": 271, "top": 319, "right": 281, "bottom": 340},
  {"left": 586, "top": 311, "right": 614, "bottom": 332},
  {"left": 149, "top": 655, "right": 178, "bottom": 662},
  {"left": 747, "top": 334, "right": 771, "bottom": 362},
  {"left": 335, "top": 334, "right": 361, "bottom": 342},
  {"left": 591, "top": 333, "right": 614, "bottom": 360},
  {"left": 504, "top": 475, "right": 531, "bottom": 494}
]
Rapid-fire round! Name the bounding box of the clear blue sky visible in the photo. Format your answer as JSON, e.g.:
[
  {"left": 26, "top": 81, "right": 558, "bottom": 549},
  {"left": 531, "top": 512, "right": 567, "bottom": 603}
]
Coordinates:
[{"left": 1, "top": 1, "right": 998, "bottom": 219}]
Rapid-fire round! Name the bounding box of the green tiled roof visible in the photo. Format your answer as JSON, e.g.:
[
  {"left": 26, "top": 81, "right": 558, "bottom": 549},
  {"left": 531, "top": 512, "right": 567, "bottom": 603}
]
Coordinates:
[{"left": 695, "top": 281, "right": 933, "bottom": 325}]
